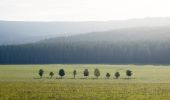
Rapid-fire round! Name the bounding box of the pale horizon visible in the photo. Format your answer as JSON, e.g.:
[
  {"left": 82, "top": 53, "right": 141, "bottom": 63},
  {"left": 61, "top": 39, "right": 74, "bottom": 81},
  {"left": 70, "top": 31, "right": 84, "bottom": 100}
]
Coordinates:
[{"left": 1, "top": 0, "right": 170, "bottom": 21}]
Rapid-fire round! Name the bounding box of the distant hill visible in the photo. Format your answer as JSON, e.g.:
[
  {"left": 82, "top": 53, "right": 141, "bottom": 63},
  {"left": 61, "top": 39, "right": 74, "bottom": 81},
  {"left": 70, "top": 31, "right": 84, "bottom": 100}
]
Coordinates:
[
  {"left": 1, "top": 26, "right": 170, "bottom": 64},
  {"left": 1, "top": 17, "right": 170, "bottom": 45},
  {"left": 39, "top": 26, "right": 170, "bottom": 43}
]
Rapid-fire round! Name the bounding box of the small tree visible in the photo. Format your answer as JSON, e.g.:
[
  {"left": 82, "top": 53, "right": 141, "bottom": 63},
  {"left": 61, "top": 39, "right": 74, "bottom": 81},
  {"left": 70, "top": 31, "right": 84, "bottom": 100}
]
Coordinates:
[
  {"left": 59, "top": 69, "right": 65, "bottom": 79},
  {"left": 38, "top": 69, "right": 44, "bottom": 78},
  {"left": 73, "top": 70, "right": 77, "bottom": 79},
  {"left": 84, "top": 69, "right": 89, "bottom": 78},
  {"left": 106, "top": 73, "right": 110, "bottom": 79},
  {"left": 49, "top": 72, "right": 54, "bottom": 78},
  {"left": 115, "top": 72, "right": 120, "bottom": 79},
  {"left": 126, "top": 70, "right": 132, "bottom": 79},
  {"left": 94, "top": 68, "right": 100, "bottom": 79}
]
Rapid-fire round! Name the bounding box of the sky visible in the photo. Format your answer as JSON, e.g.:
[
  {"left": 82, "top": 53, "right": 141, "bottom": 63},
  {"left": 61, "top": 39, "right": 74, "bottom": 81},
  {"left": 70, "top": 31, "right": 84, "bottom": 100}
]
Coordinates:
[{"left": 0, "top": 0, "right": 170, "bottom": 21}]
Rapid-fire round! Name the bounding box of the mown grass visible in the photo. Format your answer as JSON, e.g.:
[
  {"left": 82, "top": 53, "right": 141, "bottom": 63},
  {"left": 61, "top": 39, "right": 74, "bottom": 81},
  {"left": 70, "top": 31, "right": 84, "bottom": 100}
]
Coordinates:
[{"left": 1, "top": 64, "right": 170, "bottom": 100}]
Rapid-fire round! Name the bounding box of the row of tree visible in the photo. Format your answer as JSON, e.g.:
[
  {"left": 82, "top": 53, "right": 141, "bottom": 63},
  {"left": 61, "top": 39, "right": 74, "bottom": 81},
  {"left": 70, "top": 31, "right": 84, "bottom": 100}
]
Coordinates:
[{"left": 38, "top": 68, "right": 133, "bottom": 79}]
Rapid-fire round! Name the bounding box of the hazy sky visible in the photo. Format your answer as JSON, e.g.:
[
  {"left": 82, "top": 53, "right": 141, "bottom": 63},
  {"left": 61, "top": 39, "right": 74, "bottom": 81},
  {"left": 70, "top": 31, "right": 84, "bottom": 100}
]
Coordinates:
[{"left": 1, "top": 0, "right": 170, "bottom": 21}]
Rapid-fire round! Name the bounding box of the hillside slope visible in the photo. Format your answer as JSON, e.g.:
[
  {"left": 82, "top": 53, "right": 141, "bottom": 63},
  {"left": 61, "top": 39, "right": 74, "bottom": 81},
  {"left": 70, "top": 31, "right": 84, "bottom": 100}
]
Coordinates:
[
  {"left": 1, "top": 26, "right": 170, "bottom": 64},
  {"left": 1, "top": 17, "right": 170, "bottom": 45},
  {"left": 39, "top": 26, "right": 170, "bottom": 43}
]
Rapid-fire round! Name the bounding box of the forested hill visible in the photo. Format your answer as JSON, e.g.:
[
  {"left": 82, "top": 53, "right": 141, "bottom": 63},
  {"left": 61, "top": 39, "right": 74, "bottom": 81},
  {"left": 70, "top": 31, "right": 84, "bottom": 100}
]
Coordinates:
[
  {"left": 1, "top": 26, "right": 170, "bottom": 64},
  {"left": 1, "top": 17, "right": 170, "bottom": 45},
  {"left": 39, "top": 26, "right": 170, "bottom": 43}
]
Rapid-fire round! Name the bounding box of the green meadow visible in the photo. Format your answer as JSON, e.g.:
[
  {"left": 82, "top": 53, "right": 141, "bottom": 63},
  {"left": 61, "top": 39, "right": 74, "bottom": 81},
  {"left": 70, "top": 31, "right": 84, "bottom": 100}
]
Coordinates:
[{"left": 1, "top": 64, "right": 170, "bottom": 100}]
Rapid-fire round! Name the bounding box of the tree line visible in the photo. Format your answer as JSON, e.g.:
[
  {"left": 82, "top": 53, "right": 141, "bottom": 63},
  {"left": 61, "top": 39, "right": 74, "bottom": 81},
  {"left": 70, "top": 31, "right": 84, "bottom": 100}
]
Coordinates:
[
  {"left": 1, "top": 41, "right": 170, "bottom": 64},
  {"left": 38, "top": 68, "right": 133, "bottom": 79}
]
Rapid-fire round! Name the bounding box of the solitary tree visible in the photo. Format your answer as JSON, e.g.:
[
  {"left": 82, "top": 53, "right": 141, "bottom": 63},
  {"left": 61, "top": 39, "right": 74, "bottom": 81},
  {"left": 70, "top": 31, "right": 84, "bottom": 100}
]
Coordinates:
[
  {"left": 73, "top": 70, "right": 77, "bottom": 79},
  {"left": 94, "top": 68, "right": 100, "bottom": 79},
  {"left": 106, "top": 73, "right": 110, "bottom": 79},
  {"left": 38, "top": 69, "right": 44, "bottom": 78},
  {"left": 49, "top": 72, "right": 54, "bottom": 78},
  {"left": 84, "top": 69, "right": 89, "bottom": 78},
  {"left": 114, "top": 72, "right": 120, "bottom": 79},
  {"left": 126, "top": 70, "right": 132, "bottom": 79},
  {"left": 59, "top": 69, "right": 65, "bottom": 79}
]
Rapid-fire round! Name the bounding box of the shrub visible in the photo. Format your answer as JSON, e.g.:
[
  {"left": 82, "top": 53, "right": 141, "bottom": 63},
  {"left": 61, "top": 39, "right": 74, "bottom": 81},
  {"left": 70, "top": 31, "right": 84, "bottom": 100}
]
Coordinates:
[
  {"left": 73, "top": 70, "right": 77, "bottom": 79},
  {"left": 38, "top": 69, "right": 44, "bottom": 78},
  {"left": 94, "top": 68, "right": 100, "bottom": 79},
  {"left": 59, "top": 69, "right": 65, "bottom": 79},
  {"left": 84, "top": 69, "right": 89, "bottom": 78},
  {"left": 49, "top": 72, "right": 54, "bottom": 78},
  {"left": 106, "top": 73, "right": 110, "bottom": 79},
  {"left": 115, "top": 72, "right": 120, "bottom": 79},
  {"left": 126, "top": 70, "right": 132, "bottom": 79}
]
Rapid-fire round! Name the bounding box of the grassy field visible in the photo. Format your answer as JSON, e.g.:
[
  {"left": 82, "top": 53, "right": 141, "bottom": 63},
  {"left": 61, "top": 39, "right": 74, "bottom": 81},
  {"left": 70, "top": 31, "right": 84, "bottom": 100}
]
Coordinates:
[{"left": 1, "top": 64, "right": 170, "bottom": 100}]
